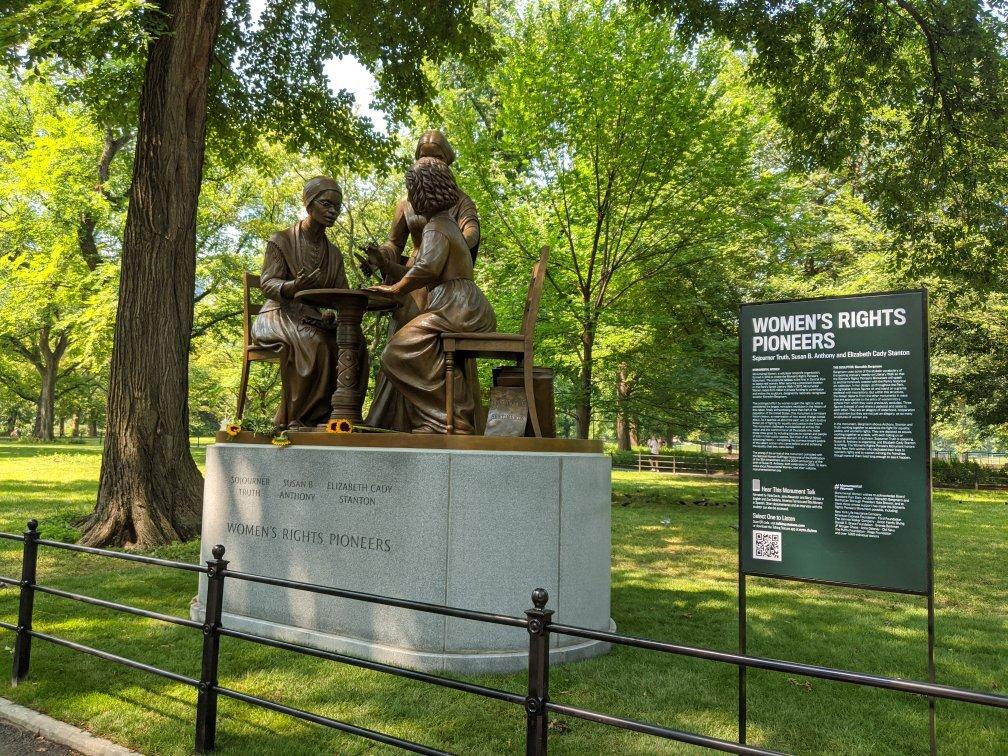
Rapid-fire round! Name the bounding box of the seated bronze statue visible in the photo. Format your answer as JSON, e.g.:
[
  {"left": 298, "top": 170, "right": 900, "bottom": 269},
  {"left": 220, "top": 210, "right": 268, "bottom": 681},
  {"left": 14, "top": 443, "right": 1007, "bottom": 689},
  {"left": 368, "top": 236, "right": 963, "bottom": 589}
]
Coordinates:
[
  {"left": 366, "top": 158, "right": 496, "bottom": 434},
  {"left": 252, "top": 176, "right": 365, "bottom": 430},
  {"left": 360, "top": 130, "right": 481, "bottom": 431}
]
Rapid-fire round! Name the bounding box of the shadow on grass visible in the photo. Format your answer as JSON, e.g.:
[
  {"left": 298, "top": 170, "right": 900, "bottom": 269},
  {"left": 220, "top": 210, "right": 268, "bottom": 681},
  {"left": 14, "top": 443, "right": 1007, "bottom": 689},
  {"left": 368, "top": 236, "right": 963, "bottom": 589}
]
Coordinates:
[{"left": 0, "top": 463, "right": 999, "bottom": 754}]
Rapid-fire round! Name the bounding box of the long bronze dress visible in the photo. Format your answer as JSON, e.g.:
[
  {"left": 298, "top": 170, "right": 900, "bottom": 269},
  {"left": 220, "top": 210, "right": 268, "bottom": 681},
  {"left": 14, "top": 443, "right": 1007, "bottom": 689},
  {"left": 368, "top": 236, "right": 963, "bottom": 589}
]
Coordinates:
[
  {"left": 366, "top": 191, "right": 480, "bottom": 430},
  {"left": 379, "top": 213, "right": 495, "bottom": 434},
  {"left": 252, "top": 220, "right": 349, "bottom": 428}
]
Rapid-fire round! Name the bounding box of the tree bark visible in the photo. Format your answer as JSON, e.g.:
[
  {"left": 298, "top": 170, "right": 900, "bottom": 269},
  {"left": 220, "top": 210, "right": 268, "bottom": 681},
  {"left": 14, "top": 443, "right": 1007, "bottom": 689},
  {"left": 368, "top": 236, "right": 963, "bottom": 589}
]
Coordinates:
[
  {"left": 615, "top": 362, "right": 632, "bottom": 451},
  {"left": 78, "top": 127, "right": 133, "bottom": 271},
  {"left": 30, "top": 326, "right": 67, "bottom": 442},
  {"left": 575, "top": 323, "right": 595, "bottom": 439},
  {"left": 71, "top": 413, "right": 80, "bottom": 437},
  {"left": 77, "top": 216, "right": 101, "bottom": 272},
  {"left": 81, "top": 0, "right": 223, "bottom": 548},
  {"left": 88, "top": 411, "right": 99, "bottom": 437},
  {"left": 615, "top": 413, "right": 631, "bottom": 451}
]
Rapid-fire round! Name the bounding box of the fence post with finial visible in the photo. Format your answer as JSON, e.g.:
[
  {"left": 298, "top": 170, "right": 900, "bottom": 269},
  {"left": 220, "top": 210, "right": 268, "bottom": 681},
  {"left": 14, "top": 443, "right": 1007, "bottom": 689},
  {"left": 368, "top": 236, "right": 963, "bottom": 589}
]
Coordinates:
[
  {"left": 195, "top": 544, "right": 228, "bottom": 753},
  {"left": 11, "top": 519, "right": 39, "bottom": 686},
  {"left": 525, "top": 587, "right": 553, "bottom": 756}
]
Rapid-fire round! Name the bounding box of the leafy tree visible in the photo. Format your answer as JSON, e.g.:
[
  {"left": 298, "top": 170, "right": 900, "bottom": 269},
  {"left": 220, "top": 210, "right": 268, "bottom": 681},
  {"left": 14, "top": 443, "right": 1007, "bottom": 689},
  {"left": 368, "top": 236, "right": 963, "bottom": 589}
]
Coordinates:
[
  {"left": 4, "top": 0, "right": 488, "bottom": 546},
  {"left": 647, "top": 0, "right": 1008, "bottom": 281},
  {"left": 0, "top": 355, "right": 35, "bottom": 436},
  {"left": 0, "top": 75, "right": 120, "bottom": 441},
  {"left": 434, "top": 1, "right": 788, "bottom": 437},
  {"left": 930, "top": 286, "right": 1008, "bottom": 437},
  {"left": 744, "top": 161, "right": 1008, "bottom": 444}
]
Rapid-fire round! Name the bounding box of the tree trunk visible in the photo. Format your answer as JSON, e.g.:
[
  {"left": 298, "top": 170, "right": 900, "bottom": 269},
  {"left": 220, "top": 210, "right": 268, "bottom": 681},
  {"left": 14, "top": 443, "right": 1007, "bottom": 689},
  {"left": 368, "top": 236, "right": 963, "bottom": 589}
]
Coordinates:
[
  {"left": 81, "top": 0, "right": 223, "bottom": 548},
  {"left": 575, "top": 323, "right": 595, "bottom": 439},
  {"left": 33, "top": 384, "right": 52, "bottom": 440},
  {"left": 615, "top": 413, "right": 631, "bottom": 451},
  {"left": 4, "top": 409, "right": 16, "bottom": 435},
  {"left": 615, "top": 363, "right": 632, "bottom": 451},
  {"left": 31, "top": 327, "right": 65, "bottom": 442},
  {"left": 88, "top": 411, "right": 99, "bottom": 437},
  {"left": 629, "top": 419, "right": 639, "bottom": 448},
  {"left": 58, "top": 417, "right": 65, "bottom": 437},
  {"left": 71, "top": 413, "right": 80, "bottom": 437}
]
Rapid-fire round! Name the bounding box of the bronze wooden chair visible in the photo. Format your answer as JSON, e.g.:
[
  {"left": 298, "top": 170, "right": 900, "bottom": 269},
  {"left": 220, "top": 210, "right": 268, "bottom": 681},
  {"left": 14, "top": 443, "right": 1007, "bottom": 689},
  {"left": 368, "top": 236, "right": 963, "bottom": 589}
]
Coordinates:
[
  {"left": 236, "top": 272, "right": 280, "bottom": 420},
  {"left": 442, "top": 245, "right": 550, "bottom": 436}
]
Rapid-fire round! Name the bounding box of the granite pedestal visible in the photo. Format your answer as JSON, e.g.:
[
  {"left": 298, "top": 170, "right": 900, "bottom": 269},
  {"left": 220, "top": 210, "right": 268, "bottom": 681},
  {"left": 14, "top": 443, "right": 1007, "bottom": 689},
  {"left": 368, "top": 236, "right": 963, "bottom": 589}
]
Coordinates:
[{"left": 191, "top": 439, "right": 613, "bottom": 673}]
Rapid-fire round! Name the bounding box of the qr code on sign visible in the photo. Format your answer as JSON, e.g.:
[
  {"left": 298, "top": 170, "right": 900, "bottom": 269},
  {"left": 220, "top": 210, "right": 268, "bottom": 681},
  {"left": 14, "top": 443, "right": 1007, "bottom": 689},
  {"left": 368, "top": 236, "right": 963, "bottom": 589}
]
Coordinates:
[{"left": 753, "top": 530, "right": 782, "bottom": 561}]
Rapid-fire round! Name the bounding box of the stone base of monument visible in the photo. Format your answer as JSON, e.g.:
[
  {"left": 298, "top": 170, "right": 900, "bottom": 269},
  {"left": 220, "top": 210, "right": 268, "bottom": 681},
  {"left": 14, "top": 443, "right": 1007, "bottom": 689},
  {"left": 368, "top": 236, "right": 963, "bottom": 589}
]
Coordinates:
[{"left": 191, "top": 437, "right": 613, "bottom": 674}]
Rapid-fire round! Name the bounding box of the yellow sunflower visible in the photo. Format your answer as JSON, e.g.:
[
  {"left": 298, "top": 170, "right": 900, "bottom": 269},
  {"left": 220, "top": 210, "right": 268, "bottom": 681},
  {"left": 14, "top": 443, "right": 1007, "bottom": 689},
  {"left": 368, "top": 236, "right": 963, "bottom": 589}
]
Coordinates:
[
  {"left": 224, "top": 423, "right": 241, "bottom": 437},
  {"left": 271, "top": 432, "right": 292, "bottom": 448},
  {"left": 326, "top": 418, "right": 353, "bottom": 434}
]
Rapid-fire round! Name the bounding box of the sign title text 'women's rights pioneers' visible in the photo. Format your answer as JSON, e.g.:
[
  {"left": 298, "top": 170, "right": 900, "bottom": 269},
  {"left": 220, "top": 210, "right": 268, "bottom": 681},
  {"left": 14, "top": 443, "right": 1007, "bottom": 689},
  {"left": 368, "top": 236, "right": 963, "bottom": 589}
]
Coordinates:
[{"left": 739, "top": 291, "right": 930, "bottom": 594}]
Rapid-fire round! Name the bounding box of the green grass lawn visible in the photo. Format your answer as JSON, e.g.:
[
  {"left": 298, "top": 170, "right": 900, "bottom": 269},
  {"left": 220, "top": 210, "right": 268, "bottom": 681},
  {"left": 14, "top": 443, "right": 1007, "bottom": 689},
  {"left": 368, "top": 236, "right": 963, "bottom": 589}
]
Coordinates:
[{"left": 0, "top": 442, "right": 1004, "bottom": 754}]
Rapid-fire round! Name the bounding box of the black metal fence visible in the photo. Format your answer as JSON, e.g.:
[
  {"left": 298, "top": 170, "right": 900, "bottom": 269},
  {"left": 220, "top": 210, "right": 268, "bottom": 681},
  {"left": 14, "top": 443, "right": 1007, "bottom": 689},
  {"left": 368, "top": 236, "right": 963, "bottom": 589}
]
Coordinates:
[{"left": 1, "top": 519, "right": 1006, "bottom": 754}]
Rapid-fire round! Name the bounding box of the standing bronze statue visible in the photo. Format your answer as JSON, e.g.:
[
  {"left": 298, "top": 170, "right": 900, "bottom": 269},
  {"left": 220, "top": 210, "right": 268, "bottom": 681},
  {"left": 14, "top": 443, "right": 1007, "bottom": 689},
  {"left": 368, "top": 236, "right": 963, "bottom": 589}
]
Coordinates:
[
  {"left": 253, "top": 176, "right": 365, "bottom": 429},
  {"left": 366, "top": 158, "right": 496, "bottom": 434},
  {"left": 360, "top": 130, "right": 481, "bottom": 431}
]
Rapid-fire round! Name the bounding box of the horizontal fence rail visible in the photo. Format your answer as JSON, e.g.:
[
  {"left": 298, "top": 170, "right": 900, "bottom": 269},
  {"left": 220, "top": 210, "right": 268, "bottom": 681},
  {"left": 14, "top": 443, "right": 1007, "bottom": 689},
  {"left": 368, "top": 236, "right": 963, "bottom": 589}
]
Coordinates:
[
  {"left": 213, "top": 685, "right": 451, "bottom": 756},
  {"left": 616, "top": 450, "right": 1008, "bottom": 484},
  {"left": 0, "top": 519, "right": 1004, "bottom": 755},
  {"left": 615, "top": 452, "right": 739, "bottom": 477},
  {"left": 35, "top": 537, "right": 209, "bottom": 572},
  {"left": 226, "top": 568, "right": 529, "bottom": 628},
  {"left": 217, "top": 625, "right": 526, "bottom": 706},
  {"left": 542, "top": 701, "right": 783, "bottom": 756},
  {"left": 548, "top": 623, "right": 1008, "bottom": 710}
]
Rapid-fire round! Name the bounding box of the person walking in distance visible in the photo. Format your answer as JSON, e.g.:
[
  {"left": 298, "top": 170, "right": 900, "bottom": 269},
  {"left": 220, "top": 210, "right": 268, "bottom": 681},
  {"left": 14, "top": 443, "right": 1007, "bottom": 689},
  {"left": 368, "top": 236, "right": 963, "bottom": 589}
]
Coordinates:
[{"left": 647, "top": 435, "right": 661, "bottom": 472}]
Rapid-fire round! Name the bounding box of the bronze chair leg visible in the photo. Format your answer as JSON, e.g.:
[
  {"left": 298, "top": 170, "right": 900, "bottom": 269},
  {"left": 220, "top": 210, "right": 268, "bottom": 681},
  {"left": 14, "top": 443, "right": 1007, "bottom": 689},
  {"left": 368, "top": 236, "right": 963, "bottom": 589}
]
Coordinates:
[
  {"left": 445, "top": 350, "right": 455, "bottom": 435},
  {"left": 236, "top": 357, "right": 251, "bottom": 421},
  {"left": 522, "top": 358, "right": 542, "bottom": 438}
]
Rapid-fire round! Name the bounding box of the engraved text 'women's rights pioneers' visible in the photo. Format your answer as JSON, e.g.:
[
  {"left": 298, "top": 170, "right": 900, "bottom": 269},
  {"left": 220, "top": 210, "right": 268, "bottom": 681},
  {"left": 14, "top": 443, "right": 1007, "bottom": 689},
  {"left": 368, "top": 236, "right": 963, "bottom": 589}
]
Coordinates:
[{"left": 225, "top": 522, "right": 392, "bottom": 553}]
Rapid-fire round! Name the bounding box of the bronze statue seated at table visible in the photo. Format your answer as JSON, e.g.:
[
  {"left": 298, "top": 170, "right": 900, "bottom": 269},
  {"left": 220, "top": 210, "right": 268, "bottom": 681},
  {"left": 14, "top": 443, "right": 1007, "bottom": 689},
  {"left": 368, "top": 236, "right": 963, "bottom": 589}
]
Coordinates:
[
  {"left": 252, "top": 176, "right": 367, "bottom": 430},
  {"left": 366, "top": 158, "right": 496, "bottom": 434}
]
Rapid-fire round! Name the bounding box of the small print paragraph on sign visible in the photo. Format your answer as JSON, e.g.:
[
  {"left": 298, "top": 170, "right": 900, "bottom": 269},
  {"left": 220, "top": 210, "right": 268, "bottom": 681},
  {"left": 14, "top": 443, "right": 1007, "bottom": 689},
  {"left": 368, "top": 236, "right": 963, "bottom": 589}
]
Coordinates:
[{"left": 753, "top": 530, "right": 782, "bottom": 561}]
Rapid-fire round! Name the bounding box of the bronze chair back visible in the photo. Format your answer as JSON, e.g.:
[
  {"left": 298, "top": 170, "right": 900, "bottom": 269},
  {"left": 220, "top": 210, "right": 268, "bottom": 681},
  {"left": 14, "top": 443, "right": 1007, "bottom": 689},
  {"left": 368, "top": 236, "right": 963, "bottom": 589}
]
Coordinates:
[
  {"left": 236, "top": 272, "right": 275, "bottom": 420},
  {"left": 242, "top": 272, "right": 263, "bottom": 354},
  {"left": 520, "top": 246, "right": 551, "bottom": 359}
]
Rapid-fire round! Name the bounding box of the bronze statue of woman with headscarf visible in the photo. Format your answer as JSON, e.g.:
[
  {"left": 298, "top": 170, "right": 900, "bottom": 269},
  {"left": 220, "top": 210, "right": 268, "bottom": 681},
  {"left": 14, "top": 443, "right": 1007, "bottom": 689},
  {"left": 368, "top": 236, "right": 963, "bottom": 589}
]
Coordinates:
[
  {"left": 253, "top": 176, "right": 357, "bottom": 430},
  {"left": 360, "top": 130, "right": 482, "bottom": 431}
]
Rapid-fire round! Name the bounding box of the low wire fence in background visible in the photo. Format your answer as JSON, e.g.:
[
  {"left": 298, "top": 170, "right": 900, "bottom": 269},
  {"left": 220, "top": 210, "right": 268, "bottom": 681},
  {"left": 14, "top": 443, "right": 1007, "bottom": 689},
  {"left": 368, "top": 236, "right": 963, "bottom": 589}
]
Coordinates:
[
  {"left": 614, "top": 452, "right": 739, "bottom": 478},
  {"left": 613, "top": 450, "right": 1008, "bottom": 488},
  {"left": 931, "top": 449, "right": 1008, "bottom": 468},
  {"left": 0, "top": 519, "right": 1006, "bottom": 754}
]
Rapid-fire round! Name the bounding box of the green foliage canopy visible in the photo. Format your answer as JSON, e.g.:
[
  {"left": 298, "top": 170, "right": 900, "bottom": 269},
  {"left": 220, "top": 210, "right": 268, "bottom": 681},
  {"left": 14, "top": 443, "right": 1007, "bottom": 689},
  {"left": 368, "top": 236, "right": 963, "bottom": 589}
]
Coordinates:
[
  {"left": 647, "top": 0, "right": 1008, "bottom": 282},
  {"left": 1, "top": 0, "right": 492, "bottom": 168},
  {"left": 434, "top": 0, "right": 794, "bottom": 437},
  {"left": 0, "top": 74, "right": 120, "bottom": 436}
]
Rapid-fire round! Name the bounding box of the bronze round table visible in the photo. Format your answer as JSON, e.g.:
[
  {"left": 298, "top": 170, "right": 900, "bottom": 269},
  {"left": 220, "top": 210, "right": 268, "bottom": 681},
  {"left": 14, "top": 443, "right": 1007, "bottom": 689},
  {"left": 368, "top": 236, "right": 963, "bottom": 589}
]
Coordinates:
[{"left": 294, "top": 288, "right": 398, "bottom": 425}]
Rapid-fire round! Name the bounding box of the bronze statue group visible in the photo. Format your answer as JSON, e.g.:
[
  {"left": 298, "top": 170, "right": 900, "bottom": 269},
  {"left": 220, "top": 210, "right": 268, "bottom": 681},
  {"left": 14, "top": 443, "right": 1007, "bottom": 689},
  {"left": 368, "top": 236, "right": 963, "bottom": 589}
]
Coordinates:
[{"left": 252, "top": 131, "right": 495, "bottom": 434}]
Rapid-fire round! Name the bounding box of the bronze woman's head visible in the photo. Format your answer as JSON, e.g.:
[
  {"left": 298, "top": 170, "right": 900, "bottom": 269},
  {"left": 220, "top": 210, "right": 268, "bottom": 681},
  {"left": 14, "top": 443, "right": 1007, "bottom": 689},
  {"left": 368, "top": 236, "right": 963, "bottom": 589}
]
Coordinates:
[
  {"left": 302, "top": 176, "right": 343, "bottom": 228},
  {"left": 405, "top": 157, "right": 460, "bottom": 218},
  {"left": 414, "top": 130, "right": 456, "bottom": 165}
]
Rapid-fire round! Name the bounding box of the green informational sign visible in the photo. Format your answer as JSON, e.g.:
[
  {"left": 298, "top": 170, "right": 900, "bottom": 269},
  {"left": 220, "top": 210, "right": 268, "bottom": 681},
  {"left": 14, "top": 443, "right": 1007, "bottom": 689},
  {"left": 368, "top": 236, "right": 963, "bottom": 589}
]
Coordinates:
[{"left": 739, "top": 291, "right": 930, "bottom": 594}]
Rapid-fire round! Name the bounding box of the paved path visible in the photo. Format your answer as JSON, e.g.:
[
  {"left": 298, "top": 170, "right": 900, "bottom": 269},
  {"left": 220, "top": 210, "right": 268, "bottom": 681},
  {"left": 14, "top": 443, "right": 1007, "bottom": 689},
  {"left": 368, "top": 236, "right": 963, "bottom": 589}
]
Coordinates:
[
  {"left": 0, "top": 698, "right": 140, "bottom": 756},
  {"left": 0, "top": 717, "right": 79, "bottom": 755}
]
